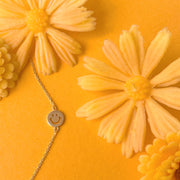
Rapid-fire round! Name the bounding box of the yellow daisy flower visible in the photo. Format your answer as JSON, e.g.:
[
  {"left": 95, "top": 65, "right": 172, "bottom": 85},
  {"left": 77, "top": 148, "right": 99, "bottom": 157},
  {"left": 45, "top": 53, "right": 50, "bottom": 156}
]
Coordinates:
[
  {"left": 0, "top": 38, "right": 19, "bottom": 100},
  {"left": 0, "top": 0, "right": 96, "bottom": 75},
  {"left": 76, "top": 25, "right": 180, "bottom": 158},
  {"left": 138, "top": 132, "right": 180, "bottom": 180}
]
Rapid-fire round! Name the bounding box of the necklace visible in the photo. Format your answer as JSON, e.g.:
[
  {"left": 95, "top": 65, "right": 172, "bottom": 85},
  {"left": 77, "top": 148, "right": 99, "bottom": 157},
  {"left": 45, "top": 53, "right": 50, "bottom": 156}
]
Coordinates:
[{"left": 30, "top": 61, "right": 65, "bottom": 180}]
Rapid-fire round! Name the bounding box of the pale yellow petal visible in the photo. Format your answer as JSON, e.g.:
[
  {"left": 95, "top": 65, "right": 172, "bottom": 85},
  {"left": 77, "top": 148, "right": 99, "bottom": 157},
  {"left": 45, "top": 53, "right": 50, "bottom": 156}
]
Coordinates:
[
  {"left": 119, "top": 30, "right": 140, "bottom": 75},
  {"left": 132, "top": 101, "right": 146, "bottom": 153},
  {"left": 47, "top": 28, "right": 81, "bottom": 54},
  {"left": 121, "top": 126, "right": 134, "bottom": 158},
  {"left": 34, "top": 37, "right": 42, "bottom": 73},
  {"left": 48, "top": 0, "right": 88, "bottom": 15},
  {"left": 0, "top": 0, "right": 27, "bottom": 18},
  {"left": 38, "top": 0, "right": 49, "bottom": 9},
  {"left": 76, "top": 92, "right": 128, "bottom": 120},
  {"left": 78, "top": 75, "right": 125, "bottom": 91},
  {"left": 60, "top": 0, "right": 87, "bottom": 9},
  {"left": 51, "top": 6, "right": 94, "bottom": 26},
  {"left": 16, "top": 32, "right": 34, "bottom": 72},
  {"left": 13, "top": 0, "right": 29, "bottom": 9},
  {"left": 54, "top": 17, "right": 95, "bottom": 32},
  {"left": 0, "top": 0, "right": 27, "bottom": 17},
  {"left": 51, "top": 7, "right": 96, "bottom": 32},
  {"left": 151, "top": 58, "right": 180, "bottom": 87},
  {"left": 0, "top": 18, "right": 26, "bottom": 31},
  {"left": 37, "top": 33, "right": 57, "bottom": 75},
  {"left": 52, "top": 6, "right": 92, "bottom": 23},
  {"left": 142, "top": 28, "right": 171, "bottom": 77},
  {"left": 0, "top": 27, "right": 29, "bottom": 49},
  {"left": 152, "top": 87, "right": 180, "bottom": 110},
  {"left": 0, "top": 9, "right": 22, "bottom": 18},
  {"left": 102, "top": 40, "right": 132, "bottom": 75},
  {"left": 130, "top": 25, "right": 145, "bottom": 70},
  {"left": 48, "top": 36, "right": 76, "bottom": 66},
  {"left": 83, "top": 57, "right": 129, "bottom": 82},
  {"left": 122, "top": 101, "right": 146, "bottom": 158},
  {"left": 98, "top": 100, "right": 135, "bottom": 143},
  {"left": 26, "top": 0, "right": 38, "bottom": 9},
  {"left": 47, "top": 0, "right": 87, "bottom": 15},
  {"left": 145, "top": 98, "right": 180, "bottom": 139},
  {"left": 46, "top": 0, "right": 65, "bottom": 15},
  {"left": 47, "top": 27, "right": 81, "bottom": 66}
]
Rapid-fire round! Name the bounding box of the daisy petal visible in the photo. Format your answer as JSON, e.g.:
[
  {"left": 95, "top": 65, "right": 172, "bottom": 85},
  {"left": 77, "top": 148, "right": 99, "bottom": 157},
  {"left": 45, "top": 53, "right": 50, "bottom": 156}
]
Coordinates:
[
  {"left": 48, "top": 28, "right": 82, "bottom": 54},
  {"left": 121, "top": 130, "right": 134, "bottom": 158},
  {"left": 152, "top": 87, "right": 180, "bottom": 110},
  {"left": 47, "top": 28, "right": 81, "bottom": 66},
  {"left": 132, "top": 102, "right": 146, "bottom": 153},
  {"left": 46, "top": 0, "right": 65, "bottom": 15},
  {"left": 76, "top": 92, "right": 128, "bottom": 120},
  {"left": 119, "top": 30, "right": 140, "bottom": 75},
  {"left": 48, "top": 0, "right": 88, "bottom": 15},
  {"left": 13, "top": 0, "right": 29, "bottom": 8},
  {"left": 78, "top": 75, "right": 125, "bottom": 91},
  {"left": 51, "top": 7, "right": 95, "bottom": 32},
  {"left": 122, "top": 102, "right": 146, "bottom": 158},
  {"left": 151, "top": 58, "right": 180, "bottom": 87},
  {"left": 48, "top": 36, "right": 76, "bottom": 66},
  {"left": 102, "top": 40, "right": 132, "bottom": 75},
  {"left": 0, "top": 0, "right": 27, "bottom": 16},
  {"left": 84, "top": 57, "right": 129, "bottom": 82},
  {"left": 130, "top": 25, "right": 144, "bottom": 70},
  {"left": 145, "top": 98, "right": 180, "bottom": 139},
  {"left": 34, "top": 37, "right": 42, "bottom": 73},
  {"left": 16, "top": 32, "right": 34, "bottom": 71},
  {"left": 26, "top": 0, "right": 38, "bottom": 9},
  {"left": 37, "top": 33, "right": 57, "bottom": 75},
  {"left": 39, "top": 0, "right": 49, "bottom": 9},
  {"left": 0, "top": 18, "right": 26, "bottom": 31},
  {"left": 61, "top": 0, "right": 87, "bottom": 9},
  {"left": 142, "top": 28, "right": 171, "bottom": 77},
  {"left": 0, "top": 27, "right": 29, "bottom": 49},
  {"left": 98, "top": 100, "right": 135, "bottom": 143},
  {"left": 0, "top": 9, "right": 22, "bottom": 18}
]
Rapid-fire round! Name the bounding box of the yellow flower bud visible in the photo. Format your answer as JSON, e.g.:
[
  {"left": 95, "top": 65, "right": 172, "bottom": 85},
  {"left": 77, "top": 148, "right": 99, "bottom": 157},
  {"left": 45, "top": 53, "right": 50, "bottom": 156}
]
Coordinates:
[{"left": 0, "top": 39, "right": 19, "bottom": 100}]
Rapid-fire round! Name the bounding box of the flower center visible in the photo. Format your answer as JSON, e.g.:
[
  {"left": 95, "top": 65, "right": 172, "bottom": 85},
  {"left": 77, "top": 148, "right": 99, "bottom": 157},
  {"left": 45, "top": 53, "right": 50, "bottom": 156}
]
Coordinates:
[
  {"left": 124, "top": 76, "right": 152, "bottom": 101},
  {"left": 175, "top": 166, "right": 180, "bottom": 180},
  {"left": 26, "top": 9, "right": 49, "bottom": 33}
]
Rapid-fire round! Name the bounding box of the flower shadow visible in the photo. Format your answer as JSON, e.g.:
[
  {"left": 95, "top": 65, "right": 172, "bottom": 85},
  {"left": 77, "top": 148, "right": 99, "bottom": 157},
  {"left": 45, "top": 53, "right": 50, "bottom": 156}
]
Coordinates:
[
  {"left": 85, "top": 0, "right": 116, "bottom": 38},
  {"left": 67, "top": 0, "right": 117, "bottom": 45}
]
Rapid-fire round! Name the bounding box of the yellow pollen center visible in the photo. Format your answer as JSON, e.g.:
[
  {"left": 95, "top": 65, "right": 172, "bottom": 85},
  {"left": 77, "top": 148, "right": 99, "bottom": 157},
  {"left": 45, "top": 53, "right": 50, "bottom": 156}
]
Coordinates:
[
  {"left": 125, "top": 76, "right": 151, "bottom": 101},
  {"left": 26, "top": 9, "right": 49, "bottom": 33}
]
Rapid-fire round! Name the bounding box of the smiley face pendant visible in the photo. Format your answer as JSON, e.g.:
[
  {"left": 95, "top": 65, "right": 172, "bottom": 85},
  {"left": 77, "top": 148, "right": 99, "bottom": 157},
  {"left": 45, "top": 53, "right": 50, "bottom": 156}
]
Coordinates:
[{"left": 47, "top": 110, "right": 65, "bottom": 127}]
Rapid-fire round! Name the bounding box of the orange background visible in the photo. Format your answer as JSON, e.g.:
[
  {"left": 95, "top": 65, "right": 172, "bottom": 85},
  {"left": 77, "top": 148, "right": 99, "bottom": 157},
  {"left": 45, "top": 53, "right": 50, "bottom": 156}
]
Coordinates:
[{"left": 1, "top": 0, "right": 180, "bottom": 179}]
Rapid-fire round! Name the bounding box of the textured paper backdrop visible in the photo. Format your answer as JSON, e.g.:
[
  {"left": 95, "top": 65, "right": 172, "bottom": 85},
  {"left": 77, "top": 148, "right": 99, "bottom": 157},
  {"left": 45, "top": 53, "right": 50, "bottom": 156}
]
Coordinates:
[{"left": 1, "top": 0, "right": 180, "bottom": 179}]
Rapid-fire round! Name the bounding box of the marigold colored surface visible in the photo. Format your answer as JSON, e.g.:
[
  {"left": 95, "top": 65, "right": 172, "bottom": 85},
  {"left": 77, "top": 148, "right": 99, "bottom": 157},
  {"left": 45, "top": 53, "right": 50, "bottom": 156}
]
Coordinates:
[{"left": 1, "top": 0, "right": 180, "bottom": 179}]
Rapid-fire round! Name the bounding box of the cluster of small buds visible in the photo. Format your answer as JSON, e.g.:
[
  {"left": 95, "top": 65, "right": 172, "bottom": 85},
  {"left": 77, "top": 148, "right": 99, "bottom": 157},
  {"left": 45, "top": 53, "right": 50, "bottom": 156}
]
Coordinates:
[{"left": 0, "top": 39, "right": 19, "bottom": 100}]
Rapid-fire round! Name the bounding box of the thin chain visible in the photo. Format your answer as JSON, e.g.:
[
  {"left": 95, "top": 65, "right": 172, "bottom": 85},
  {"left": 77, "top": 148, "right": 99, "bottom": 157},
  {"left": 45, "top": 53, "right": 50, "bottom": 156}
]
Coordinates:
[
  {"left": 31, "top": 127, "right": 60, "bottom": 180},
  {"left": 31, "top": 61, "right": 57, "bottom": 110},
  {"left": 30, "top": 61, "right": 60, "bottom": 180}
]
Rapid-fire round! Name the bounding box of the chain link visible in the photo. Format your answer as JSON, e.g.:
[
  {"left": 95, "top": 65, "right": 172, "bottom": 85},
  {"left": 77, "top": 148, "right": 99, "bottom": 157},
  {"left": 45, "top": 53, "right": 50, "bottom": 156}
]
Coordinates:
[
  {"left": 31, "top": 127, "right": 60, "bottom": 180},
  {"left": 30, "top": 61, "right": 60, "bottom": 179},
  {"left": 31, "top": 61, "right": 58, "bottom": 111}
]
